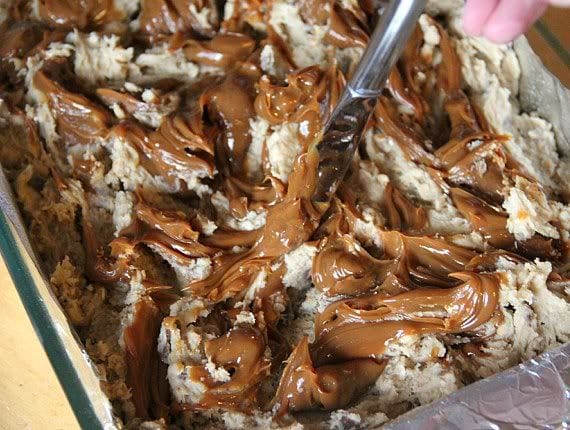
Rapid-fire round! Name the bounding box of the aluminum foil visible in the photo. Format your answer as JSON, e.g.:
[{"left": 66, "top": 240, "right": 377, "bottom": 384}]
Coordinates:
[
  {"left": 386, "top": 344, "right": 570, "bottom": 430},
  {"left": 0, "top": 28, "right": 568, "bottom": 430}
]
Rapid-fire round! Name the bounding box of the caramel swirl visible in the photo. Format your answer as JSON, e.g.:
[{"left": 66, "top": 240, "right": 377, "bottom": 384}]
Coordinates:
[
  {"left": 157, "top": 111, "right": 215, "bottom": 156},
  {"left": 184, "top": 148, "right": 322, "bottom": 302},
  {"left": 82, "top": 215, "right": 133, "bottom": 284},
  {"left": 115, "top": 199, "right": 220, "bottom": 264},
  {"left": 135, "top": 201, "right": 200, "bottom": 243},
  {"left": 274, "top": 271, "right": 500, "bottom": 413},
  {"left": 262, "top": 28, "right": 298, "bottom": 77},
  {"left": 374, "top": 97, "right": 436, "bottom": 166},
  {"left": 182, "top": 33, "right": 256, "bottom": 68},
  {"left": 312, "top": 229, "right": 477, "bottom": 297},
  {"left": 97, "top": 88, "right": 146, "bottom": 116},
  {"left": 0, "top": 21, "right": 50, "bottom": 59},
  {"left": 379, "top": 230, "right": 477, "bottom": 288},
  {"left": 201, "top": 228, "right": 261, "bottom": 250},
  {"left": 34, "top": 60, "right": 111, "bottom": 146},
  {"left": 38, "top": 0, "right": 119, "bottom": 30},
  {"left": 312, "top": 235, "right": 393, "bottom": 296},
  {"left": 224, "top": 175, "right": 286, "bottom": 212},
  {"left": 382, "top": 183, "right": 427, "bottom": 233},
  {"left": 312, "top": 272, "right": 500, "bottom": 366},
  {"left": 434, "top": 89, "right": 508, "bottom": 203},
  {"left": 112, "top": 119, "right": 215, "bottom": 182},
  {"left": 201, "top": 67, "right": 259, "bottom": 175},
  {"left": 254, "top": 65, "right": 345, "bottom": 143},
  {"left": 5, "top": 2, "right": 565, "bottom": 422},
  {"left": 176, "top": 324, "right": 271, "bottom": 412},
  {"left": 124, "top": 297, "right": 169, "bottom": 420},
  {"left": 139, "top": 0, "right": 219, "bottom": 38},
  {"left": 299, "top": 0, "right": 330, "bottom": 25},
  {"left": 273, "top": 337, "right": 385, "bottom": 414},
  {"left": 221, "top": 0, "right": 265, "bottom": 32},
  {"left": 386, "top": 68, "right": 427, "bottom": 123},
  {"left": 451, "top": 188, "right": 560, "bottom": 260},
  {"left": 435, "top": 17, "right": 462, "bottom": 94},
  {"left": 398, "top": 27, "right": 430, "bottom": 113},
  {"left": 324, "top": 2, "right": 369, "bottom": 49}
]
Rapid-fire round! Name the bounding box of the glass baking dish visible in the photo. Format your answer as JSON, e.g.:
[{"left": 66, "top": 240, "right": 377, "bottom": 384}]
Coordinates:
[{"left": 0, "top": 183, "right": 117, "bottom": 428}]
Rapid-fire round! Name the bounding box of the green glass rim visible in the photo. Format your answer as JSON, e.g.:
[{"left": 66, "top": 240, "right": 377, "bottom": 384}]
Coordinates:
[{"left": 0, "top": 209, "right": 104, "bottom": 430}]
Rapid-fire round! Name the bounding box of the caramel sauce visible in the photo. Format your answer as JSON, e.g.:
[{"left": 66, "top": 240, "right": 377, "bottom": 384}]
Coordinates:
[
  {"left": 311, "top": 271, "right": 500, "bottom": 366},
  {"left": 139, "top": 0, "right": 219, "bottom": 38},
  {"left": 201, "top": 66, "right": 260, "bottom": 176},
  {"left": 182, "top": 33, "right": 255, "bottom": 68},
  {"left": 34, "top": 60, "right": 112, "bottom": 146},
  {"left": 382, "top": 183, "right": 427, "bottom": 232},
  {"left": 323, "top": 2, "right": 369, "bottom": 49},
  {"left": 274, "top": 337, "right": 385, "bottom": 413},
  {"left": 123, "top": 297, "right": 170, "bottom": 420},
  {"left": 38, "top": 0, "right": 120, "bottom": 30},
  {"left": 112, "top": 119, "right": 215, "bottom": 182}
]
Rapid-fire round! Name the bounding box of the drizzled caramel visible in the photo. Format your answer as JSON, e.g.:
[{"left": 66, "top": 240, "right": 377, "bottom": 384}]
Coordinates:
[
  {"left": 113, "top": 118, "right": 215, "bottom": 183},
  {"left": 34, "top": 60, "right": 112, "bottom": 146},
  {"left": 38, "top": 0, "right": 119, "bottom": 30},
  {"left": 123, "top": 297, "right": 169, "bottom": 420},
  {"left": 139, "top": 0, "right": 219, "bottom": 38},
  {"left": 254, "top": 65, "right": 345, "bottom": 146},
  {"left": 451, "top": 187, "right": 560, "bottom": 260},
  {"left": 182, "top": 33, "right": 256, "bottom": 68},
  {"left": 311, "top": 272, "right": 500, "bottom": 365},
  {"left": 324, "top": 2, "right": 369, "bottom": 49},
  {"left": 274, "top": 337, "right": 385, "bottom": 413}
]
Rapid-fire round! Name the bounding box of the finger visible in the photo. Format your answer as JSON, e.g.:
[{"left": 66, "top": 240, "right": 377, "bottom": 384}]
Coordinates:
[
  {"left": 463, "top": 0, "right": 500, "bottom": 36},
  {"left": 482, "top": 0, "right": 548, "bottom": 43}
]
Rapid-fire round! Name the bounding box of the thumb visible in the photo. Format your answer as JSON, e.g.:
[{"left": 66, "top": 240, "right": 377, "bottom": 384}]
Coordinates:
[
  {"left": 481, "top": 0, "right": 548, "bottom": 43},
  {"left": 463, "top": 0, "right": 499, "bottom": 36}
]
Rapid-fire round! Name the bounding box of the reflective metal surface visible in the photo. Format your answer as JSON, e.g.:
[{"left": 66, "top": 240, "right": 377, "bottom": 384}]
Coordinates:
[{"left": 313, "top": 0, "right": 427, "bottom": 203}]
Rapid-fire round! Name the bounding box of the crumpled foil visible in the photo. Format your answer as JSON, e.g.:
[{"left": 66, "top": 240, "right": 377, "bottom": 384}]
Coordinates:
[
  {"left": 0, "top": 25, "right": 568, "bottom": 430},
  {"left": 385, "top": 344, "right": 570, "bottom": 430}
]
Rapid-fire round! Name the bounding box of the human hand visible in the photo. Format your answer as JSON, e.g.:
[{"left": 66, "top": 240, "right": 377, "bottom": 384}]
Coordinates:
[{"left": 463, "top": 0, "right": 570, "bottom": 44}]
